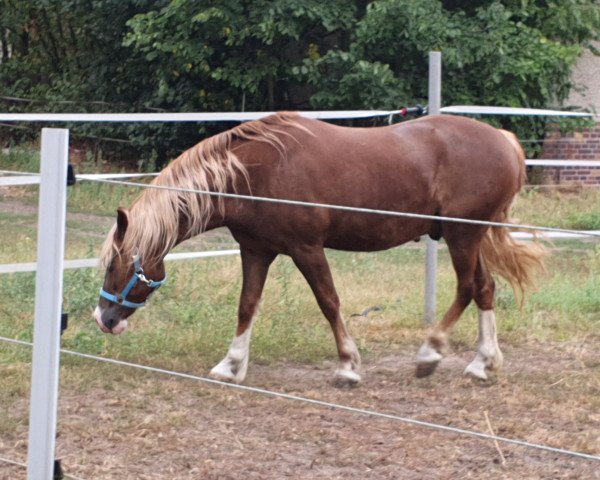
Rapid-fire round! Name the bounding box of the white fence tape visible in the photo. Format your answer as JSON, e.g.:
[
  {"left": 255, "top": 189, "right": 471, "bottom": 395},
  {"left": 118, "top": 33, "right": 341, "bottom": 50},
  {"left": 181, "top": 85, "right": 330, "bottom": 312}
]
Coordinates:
[
  {"left": 0, "top": 110, "right": 405, "bottom": 123},
  {"left": 0, "top": 106, "right": 593, "bottom": 122},
  {"left": 440, "top": 105, "right": 594, "bottom": 117},
  {"left": 0, "top": 233, "right": 597, "bottom": 275},
  {"left": 0, "top": 249, "right": 240, "bottom": 274},
  {"left": 0, "top": 172, "right": 159, "bottom": 186},
  {"left": 0, "top": 176, "right": 40, "bottom": 186},
  {"left": 525, "top": 160, "right": 600, "bottom": 167},
  {"left": 2, "top": 160, "right": 599, "bottom": 188}
]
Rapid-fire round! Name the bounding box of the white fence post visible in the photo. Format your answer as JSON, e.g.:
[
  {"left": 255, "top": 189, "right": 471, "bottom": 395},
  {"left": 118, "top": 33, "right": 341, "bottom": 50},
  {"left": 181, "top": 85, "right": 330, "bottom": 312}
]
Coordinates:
[
  {"left": 26, "top": 128, "right": 69, "bottom": 479},
  {"left": 424, "top": 51, "right": 441, "bottom": 325}
]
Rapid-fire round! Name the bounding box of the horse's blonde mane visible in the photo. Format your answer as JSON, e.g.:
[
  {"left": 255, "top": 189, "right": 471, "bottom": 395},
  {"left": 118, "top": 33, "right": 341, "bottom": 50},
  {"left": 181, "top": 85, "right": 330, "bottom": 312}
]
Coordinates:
[{"left": 100, "top": 112, "right": 305, "bottom": 267}]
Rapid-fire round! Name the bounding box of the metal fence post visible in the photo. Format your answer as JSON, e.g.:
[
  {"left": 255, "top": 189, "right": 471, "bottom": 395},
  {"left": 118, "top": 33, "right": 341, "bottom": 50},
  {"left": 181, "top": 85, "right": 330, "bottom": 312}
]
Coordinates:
[
  {"left": 26, "top": 128, "right": 69, "bottom": 480},
  {"left": 424, "top": 51, "right": 441, "bottom": 325}
]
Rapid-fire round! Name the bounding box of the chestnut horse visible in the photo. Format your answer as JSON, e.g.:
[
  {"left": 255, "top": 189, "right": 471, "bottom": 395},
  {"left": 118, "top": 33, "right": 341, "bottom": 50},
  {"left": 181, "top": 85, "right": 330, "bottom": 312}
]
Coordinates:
[{"left": 94, "top": 112, "right": 545, "bottom": 385}]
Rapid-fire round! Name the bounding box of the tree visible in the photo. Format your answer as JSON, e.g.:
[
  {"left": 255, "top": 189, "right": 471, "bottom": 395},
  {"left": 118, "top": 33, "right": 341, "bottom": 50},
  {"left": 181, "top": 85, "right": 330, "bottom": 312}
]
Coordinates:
[
  {"left": 124, "top": 0, "right": 358, "bottom": 111},
  {"left": 1, "top": 0, "right": 599, "bottom": 165},
  {"left": 0, "top": 0, "right": 180, "bottom": 166},
  {"left": 301, "top": 0, "right": 599, "bottom": 148}
]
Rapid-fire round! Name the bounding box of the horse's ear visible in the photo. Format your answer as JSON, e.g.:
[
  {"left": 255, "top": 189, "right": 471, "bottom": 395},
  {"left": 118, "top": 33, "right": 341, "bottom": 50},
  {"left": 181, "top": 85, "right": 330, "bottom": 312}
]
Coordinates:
[{"left": 115, "top": 207, "right": 129, "bottom": 244}]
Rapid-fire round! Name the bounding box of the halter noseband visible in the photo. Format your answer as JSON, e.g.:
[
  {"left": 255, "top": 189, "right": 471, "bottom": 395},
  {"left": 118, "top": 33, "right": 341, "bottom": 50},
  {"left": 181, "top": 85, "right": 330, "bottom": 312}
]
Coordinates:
[{"left": 99, "top": 254, "right": 167, "bottom": 309}]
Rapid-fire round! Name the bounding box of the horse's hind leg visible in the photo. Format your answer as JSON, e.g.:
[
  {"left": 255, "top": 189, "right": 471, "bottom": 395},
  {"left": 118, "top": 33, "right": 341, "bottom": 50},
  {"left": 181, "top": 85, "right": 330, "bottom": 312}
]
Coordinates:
[
  {"left": 416, "top": 228, "right": 482, "bottom": 377},
  {"left": 464, "top": 254, "right": 503, "bottom": 380},
  {"left": 291, "top": 246, "right": 361, "bottom": 386},
  {"left": 210, "top": 248, "right": 275, "bottom": 383}
]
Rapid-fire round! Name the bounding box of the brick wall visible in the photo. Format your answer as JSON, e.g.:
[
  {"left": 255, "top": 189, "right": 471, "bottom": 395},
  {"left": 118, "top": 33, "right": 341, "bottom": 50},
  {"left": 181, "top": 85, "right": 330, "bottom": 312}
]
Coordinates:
[{"left": 539, "top": 122, "right": 600, "bottom": 185}]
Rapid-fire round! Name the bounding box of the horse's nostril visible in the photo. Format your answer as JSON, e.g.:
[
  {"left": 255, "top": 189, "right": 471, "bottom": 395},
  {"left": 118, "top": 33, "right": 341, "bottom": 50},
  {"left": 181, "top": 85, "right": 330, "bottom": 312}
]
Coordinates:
[{"left": 104, "top": 317, "right": 118, "bottom": 329}]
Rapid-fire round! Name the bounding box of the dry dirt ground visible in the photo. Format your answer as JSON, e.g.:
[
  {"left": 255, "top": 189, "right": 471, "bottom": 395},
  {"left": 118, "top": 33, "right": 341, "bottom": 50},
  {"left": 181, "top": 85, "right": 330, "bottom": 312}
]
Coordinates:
[
  {"left": 1, "top": 341, "right": 599, "bottom": 480},
  {"left": 0, "top": 191, "right": 598, "bottom": 479}
]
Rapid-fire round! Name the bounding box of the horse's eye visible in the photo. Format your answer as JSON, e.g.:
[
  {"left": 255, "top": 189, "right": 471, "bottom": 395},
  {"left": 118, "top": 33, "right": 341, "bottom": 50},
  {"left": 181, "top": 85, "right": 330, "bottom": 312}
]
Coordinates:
[{"left": 108, "top": 264, "right": 115, "bottom": 274}]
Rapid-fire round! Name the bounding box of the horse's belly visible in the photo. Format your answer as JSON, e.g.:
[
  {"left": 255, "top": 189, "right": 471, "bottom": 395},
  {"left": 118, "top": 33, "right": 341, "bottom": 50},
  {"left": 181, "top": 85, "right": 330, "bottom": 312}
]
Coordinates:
[{"left": 323, "top": 218, "right": 431, "bottom": 252}]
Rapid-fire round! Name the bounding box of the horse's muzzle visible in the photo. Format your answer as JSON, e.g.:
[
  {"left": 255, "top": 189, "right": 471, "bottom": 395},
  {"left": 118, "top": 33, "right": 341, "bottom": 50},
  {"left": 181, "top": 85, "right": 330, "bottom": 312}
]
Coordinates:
[{"left": 94, "top": 305, "right": 129, "bottom": 335}]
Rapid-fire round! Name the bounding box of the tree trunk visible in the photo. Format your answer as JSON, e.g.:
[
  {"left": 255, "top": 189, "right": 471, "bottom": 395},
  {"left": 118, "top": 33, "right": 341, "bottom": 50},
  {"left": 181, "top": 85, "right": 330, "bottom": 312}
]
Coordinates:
[
  {"left": 1, "top": 29, "right": 9, "bottom": 61},
  {"left": 267, "top": 75, "right": 275, "bottom": 110}
]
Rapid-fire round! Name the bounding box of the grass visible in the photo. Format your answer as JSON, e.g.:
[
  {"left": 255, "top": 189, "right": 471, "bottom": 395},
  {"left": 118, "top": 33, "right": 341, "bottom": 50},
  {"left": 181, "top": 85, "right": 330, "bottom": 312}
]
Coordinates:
[
  {"left": 67, "top": 181, "right": 143, "bottom": 216},
  {"left": 513, "top": 187, "right": 600, "bottom": 230},
  {"left": 0, "top": 144, "right": 142, "bottom": 215},
  {"left": 0, "top": 146, "right": 39, "bottom": 173},
  {"left": 0, "top": 236, "right": 598, "bottom": 368}
]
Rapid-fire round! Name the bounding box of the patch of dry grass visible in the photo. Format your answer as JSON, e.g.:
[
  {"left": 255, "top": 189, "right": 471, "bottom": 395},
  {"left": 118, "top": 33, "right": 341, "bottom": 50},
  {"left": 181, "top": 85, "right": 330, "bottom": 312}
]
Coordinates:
[{"left": 513, "top": 187, "right": 600, "bottom": 230}]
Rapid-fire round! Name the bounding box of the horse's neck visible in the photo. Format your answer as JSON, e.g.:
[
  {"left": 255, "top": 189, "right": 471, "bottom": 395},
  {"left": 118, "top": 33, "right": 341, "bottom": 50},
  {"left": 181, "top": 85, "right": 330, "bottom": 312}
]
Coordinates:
[
  {"left": 172, "top": 203, "right": 225, "bottom": 248},
  {"left": 204, "top": 214, "right": 225, "bottom": 232}
]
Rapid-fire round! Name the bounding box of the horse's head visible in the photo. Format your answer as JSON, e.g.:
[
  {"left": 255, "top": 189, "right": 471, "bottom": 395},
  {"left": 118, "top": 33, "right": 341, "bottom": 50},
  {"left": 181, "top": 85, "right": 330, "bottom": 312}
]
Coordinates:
[{"left": 94, "top": 208, "right": 166, "bottom": 334}]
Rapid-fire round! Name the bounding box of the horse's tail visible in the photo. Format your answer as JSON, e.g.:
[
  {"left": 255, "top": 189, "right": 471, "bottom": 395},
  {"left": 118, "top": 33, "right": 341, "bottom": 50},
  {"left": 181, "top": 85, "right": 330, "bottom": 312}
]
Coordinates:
[
  {"left": 480, "top": 216, "right": 547, "bottom": 305},
  {"left": 480, "top": 130, "right": 548, "bottom": 305}
]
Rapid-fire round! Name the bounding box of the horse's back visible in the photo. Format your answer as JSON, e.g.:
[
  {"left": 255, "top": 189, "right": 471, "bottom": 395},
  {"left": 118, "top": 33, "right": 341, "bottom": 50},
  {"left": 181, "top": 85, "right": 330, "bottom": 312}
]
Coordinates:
[
  {"left": 288, "top": 114, "right": 523, "bottom": 216},
  {"left": 227, "top": 114, "right": 523, "bottom": 252}
]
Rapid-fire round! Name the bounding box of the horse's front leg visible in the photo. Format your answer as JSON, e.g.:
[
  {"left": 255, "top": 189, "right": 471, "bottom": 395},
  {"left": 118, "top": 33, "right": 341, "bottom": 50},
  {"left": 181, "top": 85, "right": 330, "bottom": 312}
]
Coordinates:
[
  {"left": 209, "top": 248, "right": 275, "bottom": 383},
  {"left": 291, "top": 246, "right": 361, "bottom": 386}
]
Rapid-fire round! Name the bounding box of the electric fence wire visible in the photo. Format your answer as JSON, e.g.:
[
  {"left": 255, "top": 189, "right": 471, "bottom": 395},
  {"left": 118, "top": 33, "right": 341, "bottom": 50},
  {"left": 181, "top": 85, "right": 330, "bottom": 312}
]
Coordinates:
[
  {"left": 81, "top": 176, "right": 600, "bottom": 239},
  {"left": 0, "top": 336, "right": 598, "bottom": 463}
]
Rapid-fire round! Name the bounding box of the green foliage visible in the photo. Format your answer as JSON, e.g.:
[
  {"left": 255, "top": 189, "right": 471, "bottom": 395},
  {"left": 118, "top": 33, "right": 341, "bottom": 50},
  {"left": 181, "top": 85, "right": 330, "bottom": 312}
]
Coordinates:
[
  {"left": 307, "top": 0, "right": 598, "bottom": 149},
  {"left": 67, "top": 182, "right": 142, "bottom": 216},
  {"left": 124, "top": 0, "right": 357, "bottom": 111},
  {"left": 1, "top": 1, "right": 599, "bottom": 165},
  {"left": 566, "top": 211, "right": 600, "bottom": 230},
  {"left": 0, "top": 145, "right": 39, "bottom": 172}
]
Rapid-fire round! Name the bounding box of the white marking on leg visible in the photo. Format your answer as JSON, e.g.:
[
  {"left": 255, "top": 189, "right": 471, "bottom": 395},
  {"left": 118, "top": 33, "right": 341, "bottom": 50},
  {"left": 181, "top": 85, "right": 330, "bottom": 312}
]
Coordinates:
[
  {"left": 210, "top": 324, "right": 253, "bottom": 383},
  {"left": 478, "top": 309, "right": 502, "bottom": 364},
  {"left": 416, "top": 341, "right": 443, "bottom": 364},
  {"left": 334, "top": 337, "right": 361, "bottom": 384},
  {"left": 465, "top": 309, "right": 503, "bottom": 379}
]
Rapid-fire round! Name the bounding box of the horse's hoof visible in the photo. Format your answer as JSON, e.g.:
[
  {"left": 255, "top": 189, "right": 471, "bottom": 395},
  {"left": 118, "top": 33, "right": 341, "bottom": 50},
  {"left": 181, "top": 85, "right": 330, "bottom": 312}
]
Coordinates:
[
  {"left": 415, "top": 360, "right": 439, "bottom": 378},
  {"left": 333, "top": 368, "right": 361, "bottom": 388},
  {"left": 209, "top": 369, "right": 235, "bottom": 383},
  {"left": 209, "top": 364, "right": 241, "bottom": 384},
  {"left": 416, "top": 341, "right": 443, "bottom": 363},
  {"left": 464, "top": 361, "right": 488, "bottom": 380},
  {"left": 415, "top": 341, "right": 443, "bottom": 377}
]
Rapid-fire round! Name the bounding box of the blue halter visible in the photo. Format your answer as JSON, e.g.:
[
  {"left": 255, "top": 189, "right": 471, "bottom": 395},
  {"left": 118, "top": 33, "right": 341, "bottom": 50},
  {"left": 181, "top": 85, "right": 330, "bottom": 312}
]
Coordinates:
[{"left": 99, "top": 254, "right": 167, "bottom": 309}]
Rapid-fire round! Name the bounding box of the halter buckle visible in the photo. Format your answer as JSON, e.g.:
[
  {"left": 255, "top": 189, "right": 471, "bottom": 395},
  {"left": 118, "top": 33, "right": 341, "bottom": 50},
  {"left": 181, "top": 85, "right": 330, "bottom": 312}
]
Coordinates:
[{"left": 136, "top": 272, "right": 154, "bottom": 287}]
